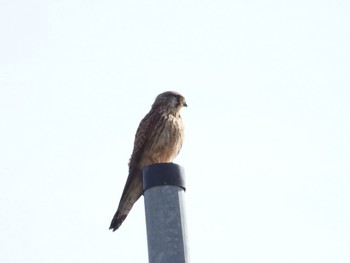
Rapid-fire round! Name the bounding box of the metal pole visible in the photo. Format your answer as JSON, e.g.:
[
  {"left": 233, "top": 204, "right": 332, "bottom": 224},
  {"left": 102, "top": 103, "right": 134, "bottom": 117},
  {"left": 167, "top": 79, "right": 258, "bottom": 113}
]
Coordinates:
[{"left": 142, "top": 163, "right": 189, "bottom": 263}]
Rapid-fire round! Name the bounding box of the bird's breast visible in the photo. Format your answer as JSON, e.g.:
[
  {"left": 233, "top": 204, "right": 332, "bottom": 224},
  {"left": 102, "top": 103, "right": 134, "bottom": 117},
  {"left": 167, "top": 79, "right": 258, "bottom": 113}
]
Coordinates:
[{"left": 145, "top": 114, "right": 184, "bottom": 163}]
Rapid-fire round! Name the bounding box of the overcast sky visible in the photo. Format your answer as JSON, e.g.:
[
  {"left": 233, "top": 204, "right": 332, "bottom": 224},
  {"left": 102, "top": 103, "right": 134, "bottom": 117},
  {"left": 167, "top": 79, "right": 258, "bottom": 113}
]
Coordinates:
[{"left": 1, "top": 0, "right": 350, "bottom": 262}]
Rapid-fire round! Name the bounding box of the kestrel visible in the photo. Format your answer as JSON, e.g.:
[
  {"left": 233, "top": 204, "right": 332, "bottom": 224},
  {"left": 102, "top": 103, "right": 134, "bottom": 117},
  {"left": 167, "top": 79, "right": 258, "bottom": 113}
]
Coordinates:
[{"left": 109, "top": 91, "right": 187, "bottom": 231}]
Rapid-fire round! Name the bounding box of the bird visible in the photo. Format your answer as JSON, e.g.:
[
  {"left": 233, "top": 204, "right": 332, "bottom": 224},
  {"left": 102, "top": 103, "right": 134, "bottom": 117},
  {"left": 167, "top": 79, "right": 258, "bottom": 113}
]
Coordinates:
[{"left": 109, "top": 91, "right": 187, "bottom": 231}]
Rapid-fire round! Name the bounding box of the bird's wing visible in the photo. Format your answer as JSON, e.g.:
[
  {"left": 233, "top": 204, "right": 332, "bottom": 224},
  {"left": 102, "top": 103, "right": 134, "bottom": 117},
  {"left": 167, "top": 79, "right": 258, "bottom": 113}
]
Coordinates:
[{"left": 127, "top": 110, "right": 161, "bottom": 185}]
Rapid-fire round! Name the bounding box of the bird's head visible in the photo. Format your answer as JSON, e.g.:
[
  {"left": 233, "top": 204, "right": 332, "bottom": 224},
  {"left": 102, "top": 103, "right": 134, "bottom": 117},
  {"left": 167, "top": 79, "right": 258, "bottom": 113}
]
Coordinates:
[{"left": 152, "top": 91, "right": 187, "bottom": 115}]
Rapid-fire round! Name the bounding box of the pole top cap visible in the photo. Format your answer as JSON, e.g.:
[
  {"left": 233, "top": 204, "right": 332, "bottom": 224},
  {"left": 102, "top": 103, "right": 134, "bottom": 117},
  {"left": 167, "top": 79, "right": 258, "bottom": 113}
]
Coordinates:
[{"left": 142, "top": 163, "right": 186, "bottom": 192}]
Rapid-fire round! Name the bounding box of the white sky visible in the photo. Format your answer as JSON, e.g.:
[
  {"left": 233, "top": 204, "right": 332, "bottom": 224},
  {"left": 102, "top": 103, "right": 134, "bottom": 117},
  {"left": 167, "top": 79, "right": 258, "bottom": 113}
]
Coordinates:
[{"left": 1, "top": 0, "right": 350, "bottom": 262}]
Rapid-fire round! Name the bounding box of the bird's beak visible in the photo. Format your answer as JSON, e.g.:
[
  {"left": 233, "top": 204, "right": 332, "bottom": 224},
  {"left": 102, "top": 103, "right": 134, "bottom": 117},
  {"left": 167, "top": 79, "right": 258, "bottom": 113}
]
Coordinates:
[{"left": 183, "top": 101, "right": 188, "bottom": 107}]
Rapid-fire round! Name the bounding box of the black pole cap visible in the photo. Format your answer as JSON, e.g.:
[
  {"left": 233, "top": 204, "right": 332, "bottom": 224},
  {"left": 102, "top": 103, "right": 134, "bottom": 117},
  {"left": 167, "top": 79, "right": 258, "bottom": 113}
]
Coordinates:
[{"left": 142, "top": 163, "right": 186, "bottom": 192}]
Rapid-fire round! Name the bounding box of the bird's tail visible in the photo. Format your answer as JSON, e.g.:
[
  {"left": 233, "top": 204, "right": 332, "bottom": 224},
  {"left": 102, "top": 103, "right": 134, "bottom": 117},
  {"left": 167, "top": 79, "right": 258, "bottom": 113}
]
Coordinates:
[
  {"left": 109, "top": 176, "right": 142, "bottom": 231},
  {"left": 109, "top": 210, "right": 127, "bottom": 231}
]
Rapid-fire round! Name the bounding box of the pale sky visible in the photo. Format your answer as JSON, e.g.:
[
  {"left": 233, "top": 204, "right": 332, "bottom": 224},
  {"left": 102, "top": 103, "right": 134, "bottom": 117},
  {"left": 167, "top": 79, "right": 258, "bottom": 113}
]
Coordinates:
[{"left": 1, "top": 0, "right": 349, "bottom": 262}]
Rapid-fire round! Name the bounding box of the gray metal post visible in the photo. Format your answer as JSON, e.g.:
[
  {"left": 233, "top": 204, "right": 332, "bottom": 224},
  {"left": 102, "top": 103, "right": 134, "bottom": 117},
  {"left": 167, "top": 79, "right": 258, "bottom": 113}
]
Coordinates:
[{"left": 142, "top": 163, "right": 188, "bottom": 263}]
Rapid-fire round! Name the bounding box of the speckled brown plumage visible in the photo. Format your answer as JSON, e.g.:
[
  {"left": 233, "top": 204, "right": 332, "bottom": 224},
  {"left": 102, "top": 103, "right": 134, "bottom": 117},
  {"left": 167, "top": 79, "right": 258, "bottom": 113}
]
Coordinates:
[{"left": 109, "top": 91, "right": 187, "bottom": 231}]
